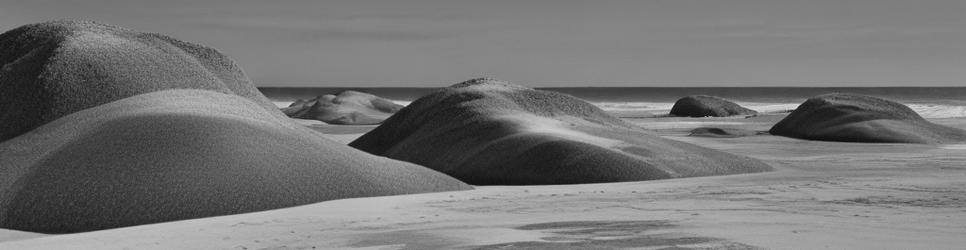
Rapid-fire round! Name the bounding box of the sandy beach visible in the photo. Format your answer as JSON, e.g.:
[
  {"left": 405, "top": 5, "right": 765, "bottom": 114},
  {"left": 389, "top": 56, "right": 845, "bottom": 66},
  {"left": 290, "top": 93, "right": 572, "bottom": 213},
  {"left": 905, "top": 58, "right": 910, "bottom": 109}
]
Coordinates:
[
  {"left": 2, "top": 113, "right": 964, "bottom": 249},
  {"left": 3, "top": 2, "right": 966, "bottom": 248}
]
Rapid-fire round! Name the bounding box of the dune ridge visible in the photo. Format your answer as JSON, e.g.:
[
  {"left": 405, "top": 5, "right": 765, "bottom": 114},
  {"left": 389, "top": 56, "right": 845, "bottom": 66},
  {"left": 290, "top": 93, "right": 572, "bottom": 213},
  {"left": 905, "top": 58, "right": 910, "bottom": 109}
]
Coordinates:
[
  {"left": 351, "top": 78, "right": 771, "bottom": 185},
  {"left": 0, "top": 20, "right": 277, "bottom": 141}
]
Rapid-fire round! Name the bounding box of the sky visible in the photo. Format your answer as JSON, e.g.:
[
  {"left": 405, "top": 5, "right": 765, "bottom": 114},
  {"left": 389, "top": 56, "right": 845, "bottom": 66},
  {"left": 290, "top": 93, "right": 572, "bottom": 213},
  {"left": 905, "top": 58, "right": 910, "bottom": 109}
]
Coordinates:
[{"left": 1, "top": 0, "right": 964, "bottom": 87}]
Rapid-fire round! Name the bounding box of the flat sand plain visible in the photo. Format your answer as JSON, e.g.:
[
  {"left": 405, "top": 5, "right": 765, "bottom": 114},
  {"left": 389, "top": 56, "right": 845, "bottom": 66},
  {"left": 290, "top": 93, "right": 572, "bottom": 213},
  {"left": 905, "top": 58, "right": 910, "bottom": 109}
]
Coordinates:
[{"left": 2, "top": 114, "right": 965, "bottom": 249}]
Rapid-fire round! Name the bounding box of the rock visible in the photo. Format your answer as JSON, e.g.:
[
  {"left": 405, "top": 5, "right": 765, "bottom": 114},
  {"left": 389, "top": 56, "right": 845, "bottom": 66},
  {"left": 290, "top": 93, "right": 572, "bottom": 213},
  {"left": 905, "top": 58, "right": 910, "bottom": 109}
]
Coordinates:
[
  {"left": 282, "top": 91, "right": 404, "bottom": 125},
  {"left": 769, "top": 93, "right": 966, "bottom": 143},
  {"left": 670, "top": 95, "right": 757, "bottom": 117},
  {"left": 350, "top": 78, "right": 771, "bottom": 185}
]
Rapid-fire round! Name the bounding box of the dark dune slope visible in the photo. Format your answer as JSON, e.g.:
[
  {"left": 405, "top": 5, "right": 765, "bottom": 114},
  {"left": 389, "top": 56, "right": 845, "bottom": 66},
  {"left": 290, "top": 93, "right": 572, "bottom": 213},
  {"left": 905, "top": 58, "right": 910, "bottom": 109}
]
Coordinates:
[
  {"left": 0, "top": 20, "right": 277, "bottom": 141},
  {"left": 350, "top": 78, "right": 771, "bottom": 185},
  {"left": 670, "top": 95, "right": 757, "bottom": 117},
  {"left": 282, "top": 91, "right": 404, "bottom": 124},
  {"left": 769, "top": 93, "right": 966, "bottom": 143},
  {"left": 0, "top": 90, "right": 470, "bottom": 233}
]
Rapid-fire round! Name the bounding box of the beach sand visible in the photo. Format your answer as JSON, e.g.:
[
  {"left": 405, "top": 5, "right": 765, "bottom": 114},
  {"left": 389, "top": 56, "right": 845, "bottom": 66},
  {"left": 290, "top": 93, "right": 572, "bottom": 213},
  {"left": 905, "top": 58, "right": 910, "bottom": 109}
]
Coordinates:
[{"left": 2, "top": 114, "right": 965, "bottom": 249}]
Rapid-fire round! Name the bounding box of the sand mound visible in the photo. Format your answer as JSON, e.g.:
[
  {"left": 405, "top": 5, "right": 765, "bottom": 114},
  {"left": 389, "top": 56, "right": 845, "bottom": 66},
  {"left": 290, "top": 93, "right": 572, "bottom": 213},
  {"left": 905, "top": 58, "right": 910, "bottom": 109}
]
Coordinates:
[
  {"left": 0, "top": 20, "right": 277, "bottom": 141},
  {"left": 689, "top": 127, "right": 761, "bottom": 138},
  {"left": 350, "top": 78, "right": 771, "bottom": 185},
  {"left": 769, "top": 93, "right": 966, "bottom": 143},
  {"left": 282, "top": 91, "right": 404, "bottom": 125},
  {"left": 670, "top": 95, "right": 757, "bottom": 117},
  {"left": 0, "top": 89, "right": 470, "bottom": 234}
]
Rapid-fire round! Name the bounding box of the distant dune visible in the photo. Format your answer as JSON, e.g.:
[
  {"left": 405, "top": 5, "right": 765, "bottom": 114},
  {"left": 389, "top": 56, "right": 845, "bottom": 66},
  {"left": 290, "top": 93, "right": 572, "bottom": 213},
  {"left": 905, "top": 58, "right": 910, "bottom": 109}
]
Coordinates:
[
  {"left": 0, "top": 20, "right": 277, "bottom": 141},
  {"left": 770, "top": 93, "right": 966, "bottom": 143},
  {"left": 282, "top": 91, "right": 404, "bottom": 125},
  {"left": 670, "top": 95, "right": 757, "bottom": 117},
  {"left": 0, "top": 90, "right": 470, "bottom": 233},
  {"left": 351, "top": 78, "right": 771, "bottom": 185}
]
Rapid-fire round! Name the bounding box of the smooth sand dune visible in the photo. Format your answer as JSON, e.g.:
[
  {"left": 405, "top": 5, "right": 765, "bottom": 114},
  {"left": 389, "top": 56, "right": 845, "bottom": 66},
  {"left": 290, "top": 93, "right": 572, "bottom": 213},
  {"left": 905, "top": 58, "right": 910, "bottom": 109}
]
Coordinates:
[
  {"left": 0, "top": 90, "right": 470, "bottom": 233},
  {"left": 0, "top": 20, "right": 277, "bottom": 141},
  {"left": 670, "top": 95, "right": 758, "bottom": 117},
  {"left": 4, "top": 116, "right": 965, "bottom": 249},
  {"left": 282, "top": 91, "right": 404, "bottom": 125},
  {"left": 351, "top": 78, "right": 771, "bottom": 185},
  {"left": 770, "top": 93, "right": 966, "bottom": 143}
]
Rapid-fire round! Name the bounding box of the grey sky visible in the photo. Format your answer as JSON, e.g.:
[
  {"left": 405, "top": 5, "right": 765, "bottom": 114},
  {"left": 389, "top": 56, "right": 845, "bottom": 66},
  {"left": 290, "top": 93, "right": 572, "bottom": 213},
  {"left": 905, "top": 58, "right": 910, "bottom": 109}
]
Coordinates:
[{"left": 1, "top": 0, "right": 964, "bottom": 87}]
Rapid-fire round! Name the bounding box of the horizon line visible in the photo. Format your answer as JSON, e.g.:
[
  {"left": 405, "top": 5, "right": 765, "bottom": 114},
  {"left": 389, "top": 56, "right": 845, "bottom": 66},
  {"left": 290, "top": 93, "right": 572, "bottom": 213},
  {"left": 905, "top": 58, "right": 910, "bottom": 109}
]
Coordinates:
[{"left": 256, "top": 84, "right": 966, "bottom": 88}]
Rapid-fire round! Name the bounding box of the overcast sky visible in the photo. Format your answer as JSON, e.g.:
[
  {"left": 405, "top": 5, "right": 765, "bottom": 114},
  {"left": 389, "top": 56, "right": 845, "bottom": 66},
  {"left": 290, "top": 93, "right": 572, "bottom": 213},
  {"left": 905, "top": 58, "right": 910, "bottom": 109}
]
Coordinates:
[{"left": 1, "top": 0, "right": 964, "bottom": 87}]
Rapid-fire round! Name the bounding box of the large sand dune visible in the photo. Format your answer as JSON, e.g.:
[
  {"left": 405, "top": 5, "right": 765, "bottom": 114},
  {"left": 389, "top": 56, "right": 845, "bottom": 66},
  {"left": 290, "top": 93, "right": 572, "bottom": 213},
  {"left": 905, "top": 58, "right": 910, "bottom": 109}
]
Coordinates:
[
  {"left": 351, "top": 78, "right": 771, "bottom": 185},
  {"left": 0, "top": 20, "right": 277, "bottom": 141},
  {"left": 0, "top": 90, "right": 470, "bottom": 233},
  {"left": 770, "top": 93, "right": 966, "bottom": 143}
]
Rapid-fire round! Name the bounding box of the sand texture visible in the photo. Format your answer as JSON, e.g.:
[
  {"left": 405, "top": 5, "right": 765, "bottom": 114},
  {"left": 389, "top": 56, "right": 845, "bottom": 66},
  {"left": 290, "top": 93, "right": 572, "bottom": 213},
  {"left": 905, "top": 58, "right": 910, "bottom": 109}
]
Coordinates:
[
  {"left": 351, "top": 78, "right": 771, "bottom": 185},
  {"left": 282, "top": 91, "right": 404, "bottom": 125},
  {"left": 0, "top": 20, "right": 278, "bottom": 141},
  {"left": 0, "top": 89, "right": 470, "bottom": 233},
  {"left": 670, "top": 95, "right": 758, "bottom": 117},
  {"left": 3, "top": 115, "right": 965, "bottom": 249},
  {"left": 689, "top": 127, "right": 762, "bottom": 138},
  {"left": 770, "top": 93, "right": 966, "bottom": 143}
]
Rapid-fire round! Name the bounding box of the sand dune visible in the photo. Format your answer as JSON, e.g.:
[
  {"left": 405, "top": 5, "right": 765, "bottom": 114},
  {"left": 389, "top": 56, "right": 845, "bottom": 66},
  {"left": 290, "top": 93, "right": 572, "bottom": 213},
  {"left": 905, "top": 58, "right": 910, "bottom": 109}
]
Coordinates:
[
  {"left": 282, "top": 91, "right": 404, "bottom": 125},
  {"left": 670, "top": 95, "right": 758, "bottom": 117},
  {"left": 351, "top": 78, "right": 771, "bottom": 185},
  {"left": 0, "top": 88, "right": 469, "bottom": 234},
  {"left": 689, "top": 127, "right": 762, "bottom": 138},
  {"left": 4, "top": 116, "right": 966, "bottom": 249},
  {"left": 770, "top": 93, "right": 966, "bottom": 143},
  {"left": 0, "top": 20, "right": 277, "bottom": 141}
]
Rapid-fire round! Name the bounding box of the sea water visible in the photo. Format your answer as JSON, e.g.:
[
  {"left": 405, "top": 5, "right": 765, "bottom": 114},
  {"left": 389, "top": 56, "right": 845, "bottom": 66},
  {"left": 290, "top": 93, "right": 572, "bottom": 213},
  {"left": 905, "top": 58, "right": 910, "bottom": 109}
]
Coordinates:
[{"left": 260, "top": 87, "right": 966, "bottom": 119}]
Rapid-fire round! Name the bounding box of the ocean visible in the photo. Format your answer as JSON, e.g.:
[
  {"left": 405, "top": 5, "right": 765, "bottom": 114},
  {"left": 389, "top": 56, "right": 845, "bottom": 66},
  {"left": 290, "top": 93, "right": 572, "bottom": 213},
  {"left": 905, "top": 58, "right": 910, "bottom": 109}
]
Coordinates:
[{"left": 259, "top": 87, "right": 966, "bottom": 119}]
